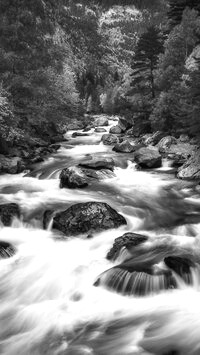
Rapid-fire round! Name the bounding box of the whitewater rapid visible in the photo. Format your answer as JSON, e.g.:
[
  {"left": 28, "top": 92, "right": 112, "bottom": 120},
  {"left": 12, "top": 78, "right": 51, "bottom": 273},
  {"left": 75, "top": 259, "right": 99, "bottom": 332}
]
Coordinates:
[{"left": 0, "top": 117, "right": 200, "bottom": 354}]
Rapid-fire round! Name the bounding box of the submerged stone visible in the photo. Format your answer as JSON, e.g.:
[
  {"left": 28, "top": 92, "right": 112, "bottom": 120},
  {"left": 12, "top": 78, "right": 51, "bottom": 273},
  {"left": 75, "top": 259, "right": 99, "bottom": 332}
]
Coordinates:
[
  {"left": 0, "top": 241, "right": 16, "bottom": 258},
  {"left": 0, "top": 203, "right": 20, "bottom": 226},
  {"left": 106, "top": 232, "right": 148, "bottom": 261}
]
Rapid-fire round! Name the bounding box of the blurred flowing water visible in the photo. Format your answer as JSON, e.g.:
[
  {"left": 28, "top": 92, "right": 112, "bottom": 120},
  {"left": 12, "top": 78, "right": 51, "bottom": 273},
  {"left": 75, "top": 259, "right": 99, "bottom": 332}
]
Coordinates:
[{"left": 0, "top": 118, "right": 200, "bottom": 354}]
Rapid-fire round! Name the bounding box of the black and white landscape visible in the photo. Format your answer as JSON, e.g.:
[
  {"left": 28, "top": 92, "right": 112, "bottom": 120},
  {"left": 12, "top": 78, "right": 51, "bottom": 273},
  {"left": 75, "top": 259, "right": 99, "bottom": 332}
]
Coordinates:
[{"left": 0, "top": 1, "right": 200, "bottom": 354}]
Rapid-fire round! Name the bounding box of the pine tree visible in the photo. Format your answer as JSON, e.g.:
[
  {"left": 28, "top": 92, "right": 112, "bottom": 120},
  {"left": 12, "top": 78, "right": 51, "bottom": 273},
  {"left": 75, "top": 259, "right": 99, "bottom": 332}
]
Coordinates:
[{"left": 130, "top": 26, "right": 164, "bottom": 99}]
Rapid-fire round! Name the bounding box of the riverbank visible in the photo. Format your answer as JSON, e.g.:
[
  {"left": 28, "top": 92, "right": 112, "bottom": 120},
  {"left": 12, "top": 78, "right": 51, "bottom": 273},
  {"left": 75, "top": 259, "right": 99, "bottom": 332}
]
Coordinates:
[
  {"left": 0, "top": 114, "right": 94, "bottom": 174},
  {"left": 1, "top": 113, "right": 200, "bottom": 181}
]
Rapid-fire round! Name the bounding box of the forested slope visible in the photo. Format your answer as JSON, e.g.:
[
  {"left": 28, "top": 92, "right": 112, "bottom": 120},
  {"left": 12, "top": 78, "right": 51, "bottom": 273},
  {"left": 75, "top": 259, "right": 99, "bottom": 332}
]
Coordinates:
[{"left": 1, "top": 0, "right": 200, "bottom": 155}]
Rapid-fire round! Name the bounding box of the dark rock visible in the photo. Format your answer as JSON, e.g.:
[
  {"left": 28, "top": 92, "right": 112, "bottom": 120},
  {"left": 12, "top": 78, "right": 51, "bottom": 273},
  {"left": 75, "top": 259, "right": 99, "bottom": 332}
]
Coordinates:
[
  {"left": 83, "top": 127, "right": 92, "bottom": 132},
  {"left": 94, "top": 263, "right": 175, "bottom": 296},
  {"left": 72, "top": 132, "right": 89, "bottom": 138},
  {"left": 79, "top": 157, "right": 115, "bottom": 171},
  {"left": 94, "top": 116, "right": 109, "bottom": 127},
  {"left": 0, "top": 203, "right": 20, "bottom": 226},
  {"left": 0, "top": 241, "right": 16, "bottom": 258},
  {"left": 112, "top": 140, "right": 135, "bottom": 153},
  {"left": 134, "top": 147, "right": 162, "bottom": 168},
  {"left": 101, "top": 134, "right": 119, "bottom": 145},
  {"left": 157, "top": 136, "right": 177, "bottom": 153},
  {"left": 109, "top": 125, "right": 123, "bottom": 134},
  {"left": 118, "top": 117, "right": 133, "bottom": 130},
  {"left": 53, "top": 202, "right": 127, "bottom": 236},
  {"left": 106, "top": 232, "right": 148, "bottom": 261},
  {"left": 60, "top": 167, "right": 88, "bottom": 189},
  {"left": 164, "top": 256, "right": 194, "bottom": 282},
  {"left": 94, "top": 127, "right": 107, "bottom": 133}
]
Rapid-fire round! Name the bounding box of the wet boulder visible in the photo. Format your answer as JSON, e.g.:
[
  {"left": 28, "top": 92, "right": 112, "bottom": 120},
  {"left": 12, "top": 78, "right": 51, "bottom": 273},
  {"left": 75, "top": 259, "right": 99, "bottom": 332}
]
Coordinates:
[
  {"left": 0, "top": 241, "right": 16, "bottom": 258},
  {"left": 79, "top": 157, "right": 115, "bottom": 171},
  {"left": 112, "top": 140, "right": 135, "bottom": 153},
  {"left": 0, "top": 155, "right": 22, "bottom": 174},
  {"left": 106, "top": 232, "right": 148, "bottom": 261},
  {"left": 94, "top": 262, "right": 175, "bottom": 297},
  {"left": 101, "top": 134, "right": 119, "bottom": 145},
  {"left": 60, "top": 167, "right": 88, "bottom": 189},
  {"left": 94, "top": 127, "right": 107, "bottom": 133},
  {"left": 177, "top": 151, "right": 200, "bottom": 180},
  {"left": 53, "top": 202, "right": 127, "bottom": 236},
  {"left": 109, "top": 125, "right": 123, "bottom": 134},
  {"left": 134, "top": 147, "right": 162, "bottom": 168},
  {"left": 157, "top": 136, "right": 177, "bottom": 153},
  {"left": 0, "top": 203, "right": 21, "bottom": 226},
  {"left": 94, "top": 116, "right": 109, "bottom": 127}
]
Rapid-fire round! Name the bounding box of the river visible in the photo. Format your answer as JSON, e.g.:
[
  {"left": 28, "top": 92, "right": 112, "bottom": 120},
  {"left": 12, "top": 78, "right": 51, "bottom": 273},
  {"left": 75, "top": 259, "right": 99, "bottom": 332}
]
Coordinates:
[{"left": 0, "top": 117, "right": 200, "bottom": 355}]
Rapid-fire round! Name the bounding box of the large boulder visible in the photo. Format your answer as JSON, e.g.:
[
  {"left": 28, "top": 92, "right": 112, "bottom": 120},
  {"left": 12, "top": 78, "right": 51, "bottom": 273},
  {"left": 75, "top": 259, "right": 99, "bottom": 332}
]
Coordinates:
[
  {"left": 53, "top": 202, "right": 127, "bottom": 236},
  {"left": 134, "top": 147, "right": 162, "bottom": 168},
  {"left": 60, "top": 167, "right": 88, "bottom": 189},
  {"left": 157, "top": 136, "right": 177, "bottom": 153},
  {"left": 177, "top": 151, "right": 200, "bottom": 180},
  {"left": 79, "top": 157, "right": 115, "bottom": 171},
  {"left": 101, "top": 134, "right": 119, "bottom": 145},
  {"left": 112, "top": 140, "right": 135, "bottom": 153},
  {"left": 109, "top": 125, "right": 123, "bottom": 134},
  {"left": 106, "top": 232, "right": 148, "bottom": 261},
  {"left": 167, "top": 143, "right": 195, "bottom": 167},
  {"left": 0, "top": 155, "right": 22, "bottom": 174},
  {"left": 0, "top": 203, "right": 20, "bottom": 226},
  {"left": 94, "top": 116, "right": 109, "bottom": 127}
]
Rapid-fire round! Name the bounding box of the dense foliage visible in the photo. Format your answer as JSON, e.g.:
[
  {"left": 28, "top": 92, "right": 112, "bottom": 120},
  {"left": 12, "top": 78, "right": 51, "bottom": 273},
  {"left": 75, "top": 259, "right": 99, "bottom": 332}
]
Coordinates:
[{"left": 1, "top": 0, "right": 200, "bottom": 147}]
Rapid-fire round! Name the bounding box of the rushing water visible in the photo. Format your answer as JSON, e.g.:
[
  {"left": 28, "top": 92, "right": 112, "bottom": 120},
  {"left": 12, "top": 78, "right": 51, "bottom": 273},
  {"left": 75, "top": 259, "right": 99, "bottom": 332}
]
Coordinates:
[{"left": 0, "top": 117, "right": 200, "bottom": 354}]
